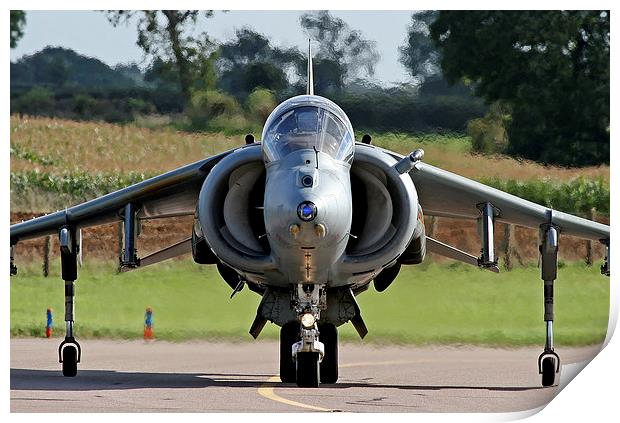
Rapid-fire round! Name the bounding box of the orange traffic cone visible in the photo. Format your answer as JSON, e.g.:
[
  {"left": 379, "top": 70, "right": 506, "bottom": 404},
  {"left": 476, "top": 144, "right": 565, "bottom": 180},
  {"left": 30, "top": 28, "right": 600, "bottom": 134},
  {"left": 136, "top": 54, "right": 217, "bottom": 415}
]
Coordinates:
[
  {"left": 46, "top": 308, "right": 53, "bottom": 338},
  {"left": 144, "top": 307, "right": 154, "bottom": 340}
]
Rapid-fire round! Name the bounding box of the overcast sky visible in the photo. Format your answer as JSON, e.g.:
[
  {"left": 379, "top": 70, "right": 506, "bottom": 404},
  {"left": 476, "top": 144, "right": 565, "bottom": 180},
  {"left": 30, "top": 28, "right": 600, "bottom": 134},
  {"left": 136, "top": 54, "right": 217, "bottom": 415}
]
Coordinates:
[{"left": 10, "top": 10, "right": 417, "bottom": 85}]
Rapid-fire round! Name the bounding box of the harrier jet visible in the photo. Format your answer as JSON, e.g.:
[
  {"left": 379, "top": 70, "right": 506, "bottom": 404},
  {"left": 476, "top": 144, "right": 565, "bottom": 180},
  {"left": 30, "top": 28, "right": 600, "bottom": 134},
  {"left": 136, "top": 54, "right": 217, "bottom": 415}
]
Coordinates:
[{"left": 10, "top": 45, "right": 610, "bottom": 388}]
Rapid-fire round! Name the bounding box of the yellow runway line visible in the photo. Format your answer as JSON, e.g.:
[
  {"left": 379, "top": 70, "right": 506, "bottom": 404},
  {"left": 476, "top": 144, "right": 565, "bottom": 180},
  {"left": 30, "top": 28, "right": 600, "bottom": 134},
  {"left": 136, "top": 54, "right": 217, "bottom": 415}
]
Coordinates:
[
  {"left": 256, "top": 359, "right": 418, "bottom": 411},
  {"left": 257, "top": 375, "right": 333, "bottom": 412}
]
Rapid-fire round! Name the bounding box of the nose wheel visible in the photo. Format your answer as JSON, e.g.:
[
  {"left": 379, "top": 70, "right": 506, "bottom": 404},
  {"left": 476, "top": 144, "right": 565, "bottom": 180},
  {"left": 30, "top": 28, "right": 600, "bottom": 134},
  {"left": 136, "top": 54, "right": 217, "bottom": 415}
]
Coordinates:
[
  {"left": 281, "top": 323, "right": 339, "bottom": 387},
  {"left": 296, "top": 352, "right": 320, "bottom": 387},
  {"left": 280, "top": 321, "right": 328, "bottom": 387}
]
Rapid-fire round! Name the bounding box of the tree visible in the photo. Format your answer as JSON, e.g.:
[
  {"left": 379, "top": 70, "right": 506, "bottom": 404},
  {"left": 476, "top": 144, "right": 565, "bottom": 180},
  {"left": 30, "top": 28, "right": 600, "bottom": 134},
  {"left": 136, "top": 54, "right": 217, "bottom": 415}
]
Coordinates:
[
  {"left": 217, "top": 27, "right": 301, "bottom": 98},
  {"left": 241, "top": 63, "right": 287, "bottom": 94},
  {"left": 45, "top": 56, "right": 69, "bottom": 87},
  {"left": 431, "top": 11, "right": 609, "bottom": 166},
  {"left": 107, "top": 10, "right": 216, "bottom": 107},
  {"left": 398, "top": 11, "right": 441, "bottom": 83},
  {"left": 299, "top": 11, "right": 380, "bottom": 93},
  {"left": 11, "top": 46, "right": 136, "bottom": 89},
  {"left": 10, "top": 10, "right": 26, "bottom": 49}
]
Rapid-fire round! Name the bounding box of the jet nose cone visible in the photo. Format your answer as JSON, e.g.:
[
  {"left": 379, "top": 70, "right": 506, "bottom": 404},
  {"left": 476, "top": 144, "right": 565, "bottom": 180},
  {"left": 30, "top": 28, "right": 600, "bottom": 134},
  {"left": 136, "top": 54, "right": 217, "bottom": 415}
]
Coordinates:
[{"left": 297, "top": 201, "right": 317, "bottom": 222}]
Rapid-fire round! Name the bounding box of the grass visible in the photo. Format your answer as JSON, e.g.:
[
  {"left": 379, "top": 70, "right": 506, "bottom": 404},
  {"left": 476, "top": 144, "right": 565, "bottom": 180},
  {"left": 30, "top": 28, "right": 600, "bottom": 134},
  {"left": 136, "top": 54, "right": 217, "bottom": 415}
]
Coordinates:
[{"left": 11, "top": 258, "right": 609, "bottom": 346}]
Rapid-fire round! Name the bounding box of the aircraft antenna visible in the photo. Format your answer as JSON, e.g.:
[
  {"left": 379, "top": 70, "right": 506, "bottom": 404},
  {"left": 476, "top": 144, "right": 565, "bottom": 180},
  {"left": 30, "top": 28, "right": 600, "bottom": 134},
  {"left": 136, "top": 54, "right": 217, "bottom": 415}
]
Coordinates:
[{"left": 307, "top": 39, "right": 314, "bottom": 95}]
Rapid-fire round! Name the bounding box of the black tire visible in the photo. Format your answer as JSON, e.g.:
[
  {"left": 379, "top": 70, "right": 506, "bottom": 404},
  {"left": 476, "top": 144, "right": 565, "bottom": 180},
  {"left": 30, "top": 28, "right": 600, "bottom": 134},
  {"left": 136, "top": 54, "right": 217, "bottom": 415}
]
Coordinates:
[
  {"left": 541, "top": 356, "right": 556, "bottom": 387},
  {"left": 62, "top": 345, "right": 78, "bottom": 377},
  {"left": 296, "top": 352, "right": 320, "bottom": 387},
  {"left": 319, "top": 323, "right": 338, "bottom": 384},
  {"left": 280, "top": 322, "right": 299, "bottom": 383}
]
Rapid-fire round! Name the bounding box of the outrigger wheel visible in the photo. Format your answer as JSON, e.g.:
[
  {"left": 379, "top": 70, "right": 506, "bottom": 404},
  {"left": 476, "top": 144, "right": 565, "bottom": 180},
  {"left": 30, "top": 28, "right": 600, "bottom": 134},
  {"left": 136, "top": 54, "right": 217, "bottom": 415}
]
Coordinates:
[
  {"left": 59, "top": 339, "right": 81, "bottom": 377},
  {"left": 539, "top": 351, "right": 560, "bottom": 387},
  {"left": 280, "top": 321, "right": 299, "bottom": 383}
]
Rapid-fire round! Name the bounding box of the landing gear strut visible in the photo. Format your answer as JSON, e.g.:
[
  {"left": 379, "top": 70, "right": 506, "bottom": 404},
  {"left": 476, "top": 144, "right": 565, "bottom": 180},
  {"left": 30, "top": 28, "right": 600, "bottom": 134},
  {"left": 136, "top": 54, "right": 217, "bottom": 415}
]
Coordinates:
[
  {"left": 58, "top": 226, "right": 81, "bottom": 377},
  {"left": 281, "top": 284, "right": 341, "bottom": 387},
  {"left": 538, "top": 224, "right": 560, "bottom": 387}
]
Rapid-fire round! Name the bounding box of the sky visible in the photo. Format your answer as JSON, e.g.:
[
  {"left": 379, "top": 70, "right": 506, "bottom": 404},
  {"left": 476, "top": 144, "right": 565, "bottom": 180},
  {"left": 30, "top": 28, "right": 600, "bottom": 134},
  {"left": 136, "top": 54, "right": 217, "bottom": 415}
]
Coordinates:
[{"left": 10, "top": 10, "right": 417, "bottom": 85}]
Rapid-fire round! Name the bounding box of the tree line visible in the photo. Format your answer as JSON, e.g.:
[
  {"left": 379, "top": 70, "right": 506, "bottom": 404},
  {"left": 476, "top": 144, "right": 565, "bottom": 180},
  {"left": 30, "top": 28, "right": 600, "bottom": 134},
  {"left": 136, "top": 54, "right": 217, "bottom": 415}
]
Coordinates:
[{"left": 10, "top": 10, "right": 609, "bottom": 166}]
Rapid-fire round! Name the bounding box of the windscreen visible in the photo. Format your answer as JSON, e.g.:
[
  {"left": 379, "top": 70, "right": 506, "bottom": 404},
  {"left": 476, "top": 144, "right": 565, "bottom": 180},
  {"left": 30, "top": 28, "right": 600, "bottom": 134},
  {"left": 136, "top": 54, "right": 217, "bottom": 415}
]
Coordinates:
[{"left": 263, "top": 106, "right": 354, "bottom": 163}]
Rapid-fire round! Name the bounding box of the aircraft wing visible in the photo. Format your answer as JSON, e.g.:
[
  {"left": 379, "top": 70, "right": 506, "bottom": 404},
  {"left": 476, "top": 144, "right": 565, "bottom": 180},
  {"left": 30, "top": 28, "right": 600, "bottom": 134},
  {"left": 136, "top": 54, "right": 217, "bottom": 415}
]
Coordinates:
[
  {"left": 10, "top": 147, "right": 239, "bottom": 245},
  {"left": 408, "top": 160, "right": 609, "bottom": 242}
]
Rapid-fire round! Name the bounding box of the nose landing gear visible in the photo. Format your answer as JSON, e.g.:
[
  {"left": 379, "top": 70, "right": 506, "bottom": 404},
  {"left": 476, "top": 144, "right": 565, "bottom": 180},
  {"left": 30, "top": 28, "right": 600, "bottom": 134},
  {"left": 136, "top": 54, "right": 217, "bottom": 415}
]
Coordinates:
[
  {"left": 278, "top": 283, "right": 340, "bottom": 387},
  {"left": 279, "top": 322, "right": 339, "bottom": 387}
]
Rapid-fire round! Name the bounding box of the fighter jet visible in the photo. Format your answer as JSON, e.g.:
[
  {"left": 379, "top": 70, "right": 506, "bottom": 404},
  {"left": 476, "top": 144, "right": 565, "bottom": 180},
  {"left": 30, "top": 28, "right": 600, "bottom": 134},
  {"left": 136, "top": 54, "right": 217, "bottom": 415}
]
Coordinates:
[{"left": 10, "top": 44, "right": 610, "bottom": 388}]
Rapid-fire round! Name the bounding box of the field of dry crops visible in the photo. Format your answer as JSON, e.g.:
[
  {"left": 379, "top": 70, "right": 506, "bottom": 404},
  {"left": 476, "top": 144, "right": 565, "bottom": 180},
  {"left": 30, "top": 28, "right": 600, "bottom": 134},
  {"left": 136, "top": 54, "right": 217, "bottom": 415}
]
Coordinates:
[
  {"left": 10, "top": 116, "right": 238, "bottom": 174},
  {"left": 10, "top": 115, "right": 609, "bottom": 182}
]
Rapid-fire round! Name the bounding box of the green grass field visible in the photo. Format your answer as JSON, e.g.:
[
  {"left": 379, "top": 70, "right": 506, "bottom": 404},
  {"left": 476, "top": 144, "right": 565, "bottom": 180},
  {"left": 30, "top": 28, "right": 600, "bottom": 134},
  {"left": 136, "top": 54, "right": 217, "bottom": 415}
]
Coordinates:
[{"left": 11, "top": 258, "right": 609, "bottom": 346}]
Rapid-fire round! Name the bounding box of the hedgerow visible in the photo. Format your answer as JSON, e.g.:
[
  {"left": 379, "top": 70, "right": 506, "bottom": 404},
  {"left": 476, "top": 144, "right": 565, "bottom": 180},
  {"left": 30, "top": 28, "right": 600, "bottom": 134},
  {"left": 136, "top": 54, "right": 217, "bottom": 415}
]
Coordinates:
[{"left": 9, "top": 170, "right": 609, "bottom": 217}]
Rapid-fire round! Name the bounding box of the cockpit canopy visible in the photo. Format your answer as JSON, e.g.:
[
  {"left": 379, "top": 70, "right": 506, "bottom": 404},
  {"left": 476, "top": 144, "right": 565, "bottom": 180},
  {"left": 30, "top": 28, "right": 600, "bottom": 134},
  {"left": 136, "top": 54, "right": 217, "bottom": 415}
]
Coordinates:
[{"left": 262, "top": 95, "right": 354, "bottom": 164}]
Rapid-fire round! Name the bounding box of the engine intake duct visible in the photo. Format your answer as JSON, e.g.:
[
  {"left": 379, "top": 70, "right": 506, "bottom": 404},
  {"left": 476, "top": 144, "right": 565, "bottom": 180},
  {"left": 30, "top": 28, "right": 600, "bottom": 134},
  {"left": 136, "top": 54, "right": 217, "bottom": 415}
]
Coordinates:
[
  {"left": 198, "top": 145, "right": 274, "bottom": 274},
  {"left": 340, "top": 146, "right": 419, "bottom": 274}
]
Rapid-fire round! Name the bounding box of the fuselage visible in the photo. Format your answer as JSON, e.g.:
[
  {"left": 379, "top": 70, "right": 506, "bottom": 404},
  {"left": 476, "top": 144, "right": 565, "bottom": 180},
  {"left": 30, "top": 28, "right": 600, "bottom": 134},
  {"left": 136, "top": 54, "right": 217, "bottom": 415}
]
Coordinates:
[{"left": 261, "top": 95, "right": 355, "bottom": 286}]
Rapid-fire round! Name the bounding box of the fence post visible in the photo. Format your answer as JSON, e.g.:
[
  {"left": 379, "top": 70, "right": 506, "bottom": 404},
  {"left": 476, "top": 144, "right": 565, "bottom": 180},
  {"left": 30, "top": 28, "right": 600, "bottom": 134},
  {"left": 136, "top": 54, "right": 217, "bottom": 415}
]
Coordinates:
[
  {"left": 586, "top": 208, "right": 596, "bottom": 266},
  {"left": 502, "top": 224, "right": 515, "bottom": 271},
  {"left": 43, "top": 235, "right": 51, "bottom": 277},
  {"left": 117, "top": 221, "right": 123, "bottom": 273},
  {"left": 428, "top": 216, "right": 437, "bottom": 238},
  {"left": 427, "top": 216, "right": 438, "bottom": 261}
]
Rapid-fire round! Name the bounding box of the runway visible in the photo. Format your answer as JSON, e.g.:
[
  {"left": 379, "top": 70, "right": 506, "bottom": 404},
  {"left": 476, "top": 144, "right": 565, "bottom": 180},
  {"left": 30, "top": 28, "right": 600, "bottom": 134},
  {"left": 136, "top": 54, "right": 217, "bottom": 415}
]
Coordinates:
[{"left": 10, "top": 338, "right": 601, "bottom": 413}]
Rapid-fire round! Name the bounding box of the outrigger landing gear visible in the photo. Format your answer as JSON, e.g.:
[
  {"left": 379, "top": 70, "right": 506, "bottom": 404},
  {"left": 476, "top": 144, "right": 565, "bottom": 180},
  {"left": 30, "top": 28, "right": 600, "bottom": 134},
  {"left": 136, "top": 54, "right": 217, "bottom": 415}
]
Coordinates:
[
  {"left": 538, "top": 224, "right": 560, "bottom": 387},
  {"left": 58, "top": 226, "right": 82, "bottom": 377}
]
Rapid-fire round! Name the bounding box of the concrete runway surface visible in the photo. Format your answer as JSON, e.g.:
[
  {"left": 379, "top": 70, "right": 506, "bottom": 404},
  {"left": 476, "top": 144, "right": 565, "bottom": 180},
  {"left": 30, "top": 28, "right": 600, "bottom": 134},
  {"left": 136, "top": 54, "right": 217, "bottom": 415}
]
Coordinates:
[{"left": 10, "top": 338, "right": 601, "bottom": 413}]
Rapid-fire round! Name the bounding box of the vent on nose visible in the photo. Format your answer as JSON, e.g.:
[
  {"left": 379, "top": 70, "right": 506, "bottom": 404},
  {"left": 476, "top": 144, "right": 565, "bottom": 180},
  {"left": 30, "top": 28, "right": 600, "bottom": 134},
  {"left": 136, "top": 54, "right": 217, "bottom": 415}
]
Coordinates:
[{"left": 297, "top": 201, "right": 317, "bottom": 222}]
